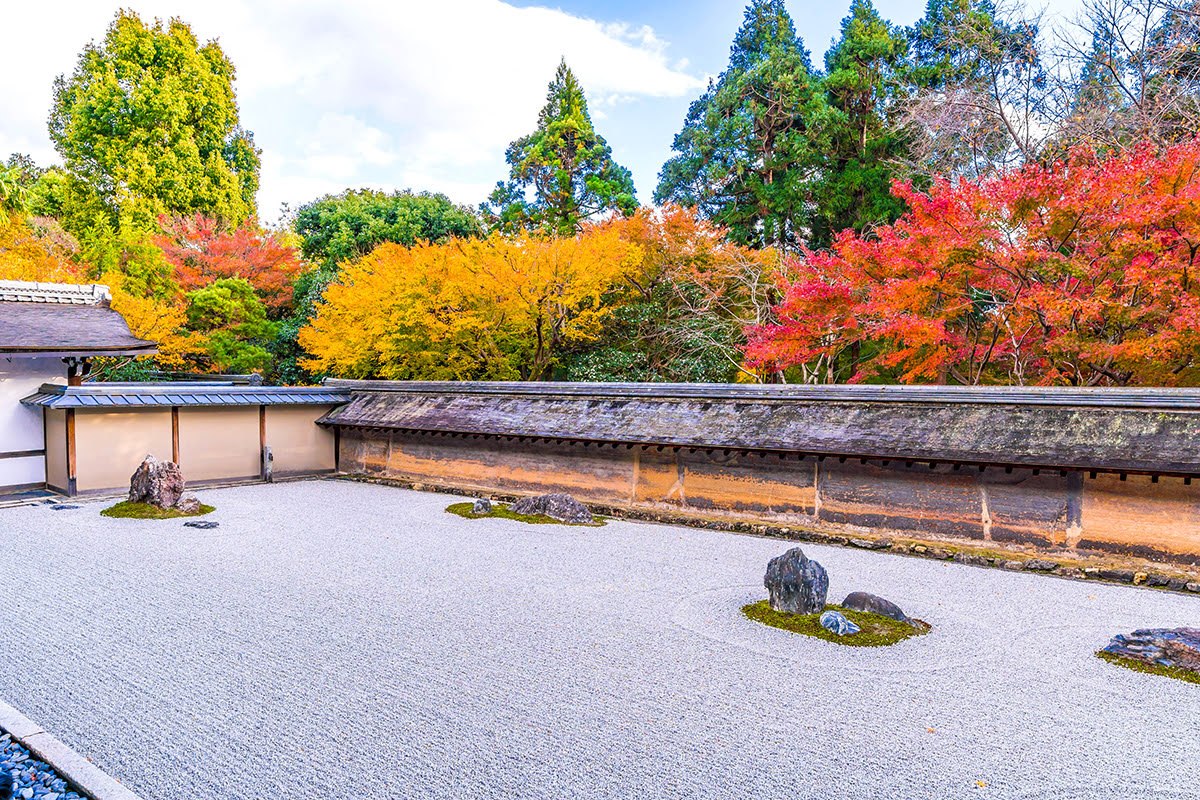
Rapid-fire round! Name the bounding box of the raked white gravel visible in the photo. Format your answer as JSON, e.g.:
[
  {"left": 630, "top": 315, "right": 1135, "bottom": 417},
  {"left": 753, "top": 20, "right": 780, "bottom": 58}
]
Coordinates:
[{"left": 0, "top": 479, "right": 1197, "bottom": 800}]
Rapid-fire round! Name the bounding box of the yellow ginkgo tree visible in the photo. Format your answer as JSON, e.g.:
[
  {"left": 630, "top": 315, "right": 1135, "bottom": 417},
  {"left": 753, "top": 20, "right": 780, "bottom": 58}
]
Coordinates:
[{"left": 299, "top": 227, "right": 641, "bottom": 381}]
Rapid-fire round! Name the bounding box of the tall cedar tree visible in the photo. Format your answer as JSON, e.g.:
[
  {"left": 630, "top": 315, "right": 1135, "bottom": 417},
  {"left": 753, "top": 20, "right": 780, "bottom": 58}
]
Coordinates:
[
  {"left": 813, "top": 0, "right": 911, "bottom": 243},
  {"left": 49, "top": 11, "right": 260, "bottom": 232},
  {"left": 654, "top": 0, "right": 824, "bottom": 250},
  {"left": 486, "top": 60, "right": 637, "bottom": 235}
]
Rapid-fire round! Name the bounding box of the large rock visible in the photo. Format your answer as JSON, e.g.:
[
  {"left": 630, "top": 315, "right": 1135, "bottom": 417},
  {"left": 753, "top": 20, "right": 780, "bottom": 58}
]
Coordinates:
[
  {"left": 509, "top": 493, "right": 594, "bottom": 524},
  {"left": 1103, "top": 627, "right": 1200, "bottom": 672},
  {"left": 472, "top": 498, "right": 493, "bottom": 515},
  {"left": 764, "top": 547, "right": 828, "bottom": 615},
  {"left": 842, "top": 591, "right": 911, "bottom": 624},
  {"left": 128, "top": 455, "right": 185, "bottom": 509}
]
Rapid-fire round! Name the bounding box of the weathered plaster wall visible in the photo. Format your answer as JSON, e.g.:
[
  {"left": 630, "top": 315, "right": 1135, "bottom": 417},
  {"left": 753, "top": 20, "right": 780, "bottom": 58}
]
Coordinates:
[{"left": 339, "top": 429, "right": 1200, "bottom": 564}]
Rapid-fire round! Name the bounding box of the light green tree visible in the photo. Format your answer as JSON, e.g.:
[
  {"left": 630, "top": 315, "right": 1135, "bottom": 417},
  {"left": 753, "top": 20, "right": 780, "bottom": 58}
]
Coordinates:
[
  {"left": 49, "top": 10, "right": 260, "bottom": 232},
  {"left": 485, "top": 60, "right": 637, "bottom": 236}
]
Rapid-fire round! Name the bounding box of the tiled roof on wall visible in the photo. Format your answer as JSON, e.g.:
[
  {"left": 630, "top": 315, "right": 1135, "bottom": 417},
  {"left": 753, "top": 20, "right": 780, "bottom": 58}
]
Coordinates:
[{"left": 22, "top": 383, "right": 350, "bottom": 408}]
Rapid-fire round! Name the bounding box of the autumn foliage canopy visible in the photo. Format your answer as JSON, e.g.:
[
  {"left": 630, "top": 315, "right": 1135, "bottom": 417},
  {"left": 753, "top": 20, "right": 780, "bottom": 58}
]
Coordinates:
[{"left": 746, "top": 141, "right": 1200, "bottom": 386}]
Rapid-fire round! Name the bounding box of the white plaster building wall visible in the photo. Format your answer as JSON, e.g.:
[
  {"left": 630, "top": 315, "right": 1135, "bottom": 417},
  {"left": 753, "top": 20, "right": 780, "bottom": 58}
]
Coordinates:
[{"left": 0, "top": 357, "right": 63, "bottom": 490}]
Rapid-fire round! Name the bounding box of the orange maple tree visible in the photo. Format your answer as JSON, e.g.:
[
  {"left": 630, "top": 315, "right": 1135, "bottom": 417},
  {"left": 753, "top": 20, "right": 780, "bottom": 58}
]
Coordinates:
[
  {"left": 156, "top": 214, "right": 303, "bottom": 312},
  {"left": 746, "top": 141, "right": 1200, "bottom": 386}
]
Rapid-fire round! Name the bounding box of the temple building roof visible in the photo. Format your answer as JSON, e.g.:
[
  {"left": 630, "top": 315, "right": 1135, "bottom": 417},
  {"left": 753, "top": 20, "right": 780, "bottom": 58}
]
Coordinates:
[{"left": 0, "top": 280, "right": 157, "bottom": 357}]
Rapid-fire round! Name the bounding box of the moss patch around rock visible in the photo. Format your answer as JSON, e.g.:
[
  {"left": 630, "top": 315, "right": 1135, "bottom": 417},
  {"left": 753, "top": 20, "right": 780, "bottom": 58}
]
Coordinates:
[
  {"left": 100, "top": 500, "right": 215, "bottom": 519},
  {"left": 742, "top": 600, "right": 931, "bottom": 647},
  {"left": 445, "top": 501, "right": 604, "bottom": 526},
  {"left": 1095, "top": 650, "right": 1200, "bottom": 685}
]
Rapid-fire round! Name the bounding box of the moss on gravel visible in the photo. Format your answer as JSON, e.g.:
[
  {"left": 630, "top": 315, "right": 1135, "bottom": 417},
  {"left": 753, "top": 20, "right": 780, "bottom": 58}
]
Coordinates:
[
  {"left": 742, "top": 600, "right": 931, "bottom": 647},
  {"left": 1095, "top": 650, "right": 1200, "bottom": 685},
  {"left": 445, "top": 501, "right": 604, "bottom": 526},
  {"left": 100, "top": 500, "right": 215, "bottom": 519}
]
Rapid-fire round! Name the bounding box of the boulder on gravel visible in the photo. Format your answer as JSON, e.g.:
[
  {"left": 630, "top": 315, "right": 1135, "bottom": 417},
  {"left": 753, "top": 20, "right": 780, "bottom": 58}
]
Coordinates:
[
  {"left": 509, "top": 493, "right": 594, "bottom": 524},
  {"left": 1103, "top": 627, "right": 1200, "bottom": 671},
  {"left": 764, "top": 547, "right": 828, "bottom": 615},
  {"left": 472, "top": 498, "right": 493, "bottom": 515},
  {"left": 128, "top": 455, "right": 185, "bottom": 509},
  {"left": 842, "top": 591, "right": 911, "bottom": 624},
  {"left": 819, "top": 610, "right": 860, "bottom": 636}
]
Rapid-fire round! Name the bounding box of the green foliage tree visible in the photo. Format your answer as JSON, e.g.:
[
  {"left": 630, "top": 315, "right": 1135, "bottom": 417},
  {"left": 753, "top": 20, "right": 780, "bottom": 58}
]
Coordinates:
[
  {"left": 654, "top": 0, "right": 825, "bottom": 249},
  {"left": 185, "top": 277, "right": 277, "bottom": 374},
  {"left": 49, "top": 10, "right": 260, "bottom": 232},
  {"left": 812, "top": 0, "right": 911, "bottom": 243},
  {"left": 485, "top": 60, "right": 637, "bottom": 235}
]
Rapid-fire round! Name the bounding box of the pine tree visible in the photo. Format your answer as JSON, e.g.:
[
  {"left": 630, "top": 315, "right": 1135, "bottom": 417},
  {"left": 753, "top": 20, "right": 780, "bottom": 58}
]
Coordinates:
[
  {"left": 654, "top": 0, "right": 825, "bottom": 250},
  {"left": 485, "top": 60, "right": 637, "bottom": 236}
]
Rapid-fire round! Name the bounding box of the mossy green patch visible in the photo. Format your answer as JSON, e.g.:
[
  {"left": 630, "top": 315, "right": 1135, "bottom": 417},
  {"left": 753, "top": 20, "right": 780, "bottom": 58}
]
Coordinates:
[
  {"left": 1096, "top": 650, "right": 1200, "bottom": 685},
  {"left": 742, "top": 600, "right": 930, "bottom": 647},
  {"left": 100, "top": 500, "right": 215, "bottom": 519},
  {"left": 445, "top": 501, "right": 604, "bottom": 526}
]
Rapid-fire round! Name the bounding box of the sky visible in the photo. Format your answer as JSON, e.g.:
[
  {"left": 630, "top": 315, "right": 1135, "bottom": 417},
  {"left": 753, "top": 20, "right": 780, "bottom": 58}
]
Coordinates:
[{"left": 0, "top": 0, "right": 1086, "bottom": 223}]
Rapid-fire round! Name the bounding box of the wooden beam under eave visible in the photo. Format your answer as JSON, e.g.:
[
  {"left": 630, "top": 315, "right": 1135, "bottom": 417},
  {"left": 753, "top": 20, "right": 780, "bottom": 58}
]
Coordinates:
[
  {"left": 171, "top": 407, "right": 180, "bottom": 464},
  {"left": 65, "top": 408, "right": 76, "bottom": 497}
]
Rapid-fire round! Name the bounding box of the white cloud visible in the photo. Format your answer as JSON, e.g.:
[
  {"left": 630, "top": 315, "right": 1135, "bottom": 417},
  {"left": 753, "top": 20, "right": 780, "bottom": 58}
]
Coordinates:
[{"left": 0, "top": 0, "right": 703, "bottom": 221}]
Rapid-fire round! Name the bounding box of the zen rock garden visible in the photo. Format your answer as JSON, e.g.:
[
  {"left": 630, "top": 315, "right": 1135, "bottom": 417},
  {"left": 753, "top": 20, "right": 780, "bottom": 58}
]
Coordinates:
[
  {"left": 100, "top": 455, "right": 213, "bottom": 520},
  {"left": 448, "top": 493, "right": 600, "bottom": 525},
  {"left": 744, "top": 546, "right": 931, "bottom": 647}
]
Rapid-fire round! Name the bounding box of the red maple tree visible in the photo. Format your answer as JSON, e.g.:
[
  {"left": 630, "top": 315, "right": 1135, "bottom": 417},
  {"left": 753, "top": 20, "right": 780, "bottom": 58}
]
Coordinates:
[
  {"left": 156, "top": 214, "right": 303, "bottom": 313},
  {"left": 746, "top": 141, "right": 1200, "bottom": 386}
]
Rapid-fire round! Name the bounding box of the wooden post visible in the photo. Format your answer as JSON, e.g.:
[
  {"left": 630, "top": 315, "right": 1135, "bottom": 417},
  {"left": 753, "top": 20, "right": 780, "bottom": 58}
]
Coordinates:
[
  {"left": 171, "top": 407, "right": 180, "bottom": 464},
  {"left": 65, "top": 409, "right": 77, "bottom": 496}
]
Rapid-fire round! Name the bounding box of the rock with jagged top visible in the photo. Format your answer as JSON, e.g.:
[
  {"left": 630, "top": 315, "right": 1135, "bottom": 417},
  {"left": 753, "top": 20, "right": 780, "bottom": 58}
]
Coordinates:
[
  {"left": 509, "top": 493, "right": 594, "bottom": 524},
  {"left": 1103, "top": 627, "right": 1200, "bottom": 671},
  {"left": 128, "top": 454, "right": 185, "bottom": 509}
]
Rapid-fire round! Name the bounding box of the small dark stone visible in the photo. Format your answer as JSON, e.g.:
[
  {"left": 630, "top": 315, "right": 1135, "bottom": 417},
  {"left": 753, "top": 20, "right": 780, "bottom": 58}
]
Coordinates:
[
  {"left": 1167, "top": 579, "right": 1188, "bottom": 591},
  {"left": 842, "top": 591, "right": 910, "bottom": 623},
  {"left": 849, "top": 538, "right": 891, "bottom": 550},
  {"left": 1103, "top": 627, "right": 1200, "bottom": 672},
  {"left": 764, "top": 547, "right": 828, "bottom": 615},
  {"left": 1024, "top": 559, "right": 1058, "bottom": 572},
  {"left": 471, "top": 498, "right": 493, "bottom": 515},
  {"left": 509, "top": 493, "right": 594, "bottom": 524},
  {"left": 183, "top": 521, "right": 219, "bottom": 530},
  {"left": 49, "top": 505, "right": 79, "bottom": 511},
  {"left": 953, "top": 553, "right": 990, "bottom": 567},
  {"left": 1098, "top": 568, "right": 1135, "bottom": 583},
  {"left": 1147, "top": 574, "right": 1170, "bottom": 587}
]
